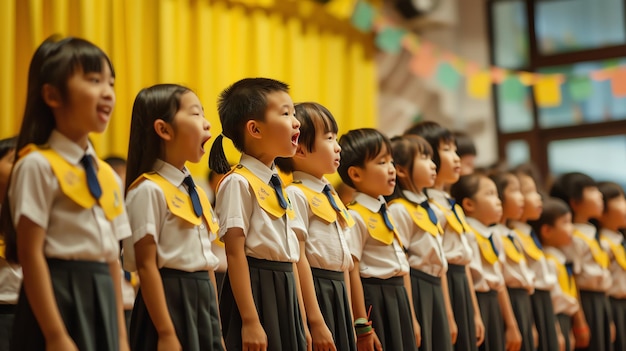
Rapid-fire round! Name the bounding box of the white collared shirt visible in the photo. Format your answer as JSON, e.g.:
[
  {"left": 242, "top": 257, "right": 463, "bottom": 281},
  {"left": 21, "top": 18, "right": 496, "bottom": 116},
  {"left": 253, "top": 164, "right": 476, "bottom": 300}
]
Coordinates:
[
  {"left": 123, "top": 159, "right": 219, "bottom": 272},
  {"left": 287, "top": 172, "right": 353, "bottom": 272},
  {"left": 216, "top": 154, "right": 302, "bottom": 262},
  {"left": 510, "top": 221, "right": 557, "bottom": 291},
  {"left": 600, "top": 228, "right": 626, "bottom": 298},
  {"left": 493, "top": 224, "right": 535, "bottom": 293},
  {"left": 426, "top": 188, "right": 473, "bottom": 266},
  {"left": 0, "top": 203, "right": 21, "bottom": 304},
  {"left": 544, "top": 246, "right": 579, "bottom": 316},
  {"left": 347, "top": 192, "right": 409, "bottom": 279},
  {"left": 9, "top": 130, "right": 131, "bottom": 262},
  {"left": 465, "top": 217, "right": 505, "bottom": 292},
  {"left": 570, "top": 223, "right": 612, "bottom": 292},
  {"left": 388, "top": 190, "right": 447, "bottom": 277}
]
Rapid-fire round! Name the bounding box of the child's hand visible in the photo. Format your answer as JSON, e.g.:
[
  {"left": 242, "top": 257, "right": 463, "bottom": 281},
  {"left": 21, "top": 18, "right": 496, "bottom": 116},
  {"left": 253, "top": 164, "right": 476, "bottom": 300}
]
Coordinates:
[
  {"left": 413, "top": 318, "right": 422, "bottom": 347},
  {"left": 557, "top": 331, "right": 565, "bottom": 351},
  {"left": 611, "top": 321, "right": 616, "bottom": 342},
  {"left": 504, "top": 325, "right": 522, "bottom": 351},
  {"left": 573, "top": 323, "right": 590, "bottom": 348},
  {"left": 309, "top": 320, "right": 337, "bottom": 351},
  {"left": 242, "top": 320, "right": 268, "bottom": 351},
  {"left": 118, "top": 336, "right": 130, "bottom": 351},
  {"left": 356, "top": 330, "right": 383, "bottom": 351},
  {"left": 448, "top": 316, "right": 458, "bottom": 344},
  {"left": 532, "top": 324, "right": 539, "bottom": 348},
  {"left": 46, "top": 333, "right": 78, "bottom": 351},
  {"left": 158, "top": 333, "right": 182, "bottom": 351},
  {"left": 474, "top": 314, "right": 485, "bottom": 346}
]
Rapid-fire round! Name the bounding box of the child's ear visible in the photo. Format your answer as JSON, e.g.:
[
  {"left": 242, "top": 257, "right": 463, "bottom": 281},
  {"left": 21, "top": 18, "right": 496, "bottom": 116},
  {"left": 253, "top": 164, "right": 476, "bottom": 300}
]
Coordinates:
[
  {"left": 396, "top": 165, "right": 410, "bottom": 180},
  {"left": 461, "top": 197, "right": 475, "bottom": 214},
  {"left": 246, "top": 120, "right": 262, "bottom": 140},
  {"left": 347, "top": 166, "right": 361, "bottom": 185},
  {"left": 154, "top": 119, "right": 173, "bottom": 141},
  {"left": 540, "top": 223, "right": 551, "bottom": 243},
  {"left": 294, "top": 144, "right": 306, "bottom": 158},
  {"left": 41, "top": 84, "right": 63, "bottom": 109}
]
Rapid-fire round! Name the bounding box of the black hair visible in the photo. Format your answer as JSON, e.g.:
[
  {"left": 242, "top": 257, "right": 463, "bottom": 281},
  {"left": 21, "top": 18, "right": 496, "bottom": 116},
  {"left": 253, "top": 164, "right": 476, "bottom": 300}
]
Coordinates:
[
  {"left": 488, "top": 170, "right": 515, "bottom": 203},
  {"left": 450, "top": 173, "right": 484, "bottom": 207},
  {"left": 404, "top": 121, "right": 453, "bottom": 172},
  {"left": 597, "top": 181, "right": 625, "bottom": 214},
  {"left": 125, "top": 84, "right": 192, "bottom": 191},
  {"left": 275, "top": 102, "right": 338, "bottom": 173},
  {"left": 0, "top": 137, "right": 17, "bottom": 159},
  {"left": 208, "top": 78, "right": 289, "bottom": 174},
  {"left": 387, "top": 134, "right": 433, "bottom": 202},
  {"left": 103, "top": 155, "right": 126, "bottom": 169},
  {"left": 337, "top": 128, "right": 391, "bottom": 189},
  {"left": 549, "top": 172, "right": 597, "bottom": 212},
  {"left": 528, "top": 197, "right": 571, "bottom": 240},
  {"left": 0, "top": 35, "right": 114, "bottom": 263},
  {"left": 453, "top": 131, "right": 476, "bottom": 157}
]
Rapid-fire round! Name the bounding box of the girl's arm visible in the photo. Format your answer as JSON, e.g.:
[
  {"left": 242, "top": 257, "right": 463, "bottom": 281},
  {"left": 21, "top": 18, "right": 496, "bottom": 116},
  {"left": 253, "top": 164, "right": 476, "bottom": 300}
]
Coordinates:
[
  {"left": 572, "top": 289, "right": 589, "bottom": 348},
  {"left": 402, "top": 274, "right": 421, "bottom": 347},
  {"left": 108, "top": 259, "right": 129, "bottom": 351},
  {"left": 134, "top": 236, "right": 181, "bottom": 350},
  {"left": 295, "top": 242, "right": 335, "bottom": 351},
  {"left": 441, "top": 273, "right": 458, "bottom": 344},
  {"left": 465, "top": 265, "right": 485, "bottom": 346},
  {"left": 496, "top": 284, "right": 522, "bottom": 351},
  {"left": 349, "top": 259, "right": 382, "bottom": 351},
  {"left": 223, "top": 228, "right": 267, "bottom": 350},
  {"left": 16, "top": 217, "right": 78, "bottom": 351}
]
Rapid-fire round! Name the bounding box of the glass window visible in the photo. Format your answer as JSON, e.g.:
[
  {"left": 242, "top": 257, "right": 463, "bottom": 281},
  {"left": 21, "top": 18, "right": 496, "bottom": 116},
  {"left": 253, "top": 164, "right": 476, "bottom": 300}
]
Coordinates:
[
  {"left": 492, "top": 1, "right": 529, "bottom": 69},
  {"left": 536, "top": 0, "right": 626, "bottom": 55},
  {"left": 537, "top": 60, "right": 626, "bottom": 128},
  {"left": 497, "top": 83, "right": 534, "bottom": 133},
  {"left": 505, "top": 140, "right": 530, "bottom": 167},
  {"left": 548, "top": 135, "right": 626, "bottom": 190}
]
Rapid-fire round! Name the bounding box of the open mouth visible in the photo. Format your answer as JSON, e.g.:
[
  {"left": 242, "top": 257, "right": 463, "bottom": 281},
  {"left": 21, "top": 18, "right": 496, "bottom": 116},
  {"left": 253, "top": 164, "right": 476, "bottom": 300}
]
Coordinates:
[
  {"left": 201, "top": 135, "right": 211, "bottom": 151},
  {"left": 291, "top": 133, "right": 300, "bottom": 145}
]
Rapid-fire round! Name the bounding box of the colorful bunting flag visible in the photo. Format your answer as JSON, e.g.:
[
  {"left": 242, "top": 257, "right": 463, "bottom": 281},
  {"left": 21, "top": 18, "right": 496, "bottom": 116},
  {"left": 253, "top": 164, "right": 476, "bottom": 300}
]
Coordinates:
[
  {"left": 534, "top": 75, "right": 562, "bottom": 107},
  {"left": 611, "top": 67, "right": 626, "bottom": 98},
  {"left": 436, "top": 62, "right": 461, "bottom": 90},
  {"left": 568, "top": 76, "right": 593, "bottom": 102},
  {"left": 467, "top": 71, "right": 491, "bottom": 99},
  {"left": 351, "top": 0, "right": 375, "bottom": 32},
  {"left": 375, "top": 27, "right": 406, "bottom": 54},
  {"left": 501, "top": 76, "right": 526, "bottom": 103},
  {"left": 410, "top": 43, "right": 437, "bottom": 78}
]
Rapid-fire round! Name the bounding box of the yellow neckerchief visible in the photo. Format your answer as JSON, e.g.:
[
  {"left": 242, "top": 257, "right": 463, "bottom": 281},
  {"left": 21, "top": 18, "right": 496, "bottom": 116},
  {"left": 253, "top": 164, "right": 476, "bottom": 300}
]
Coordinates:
[
  {"left": 0, "top": 238, "right": 5, "bottom": 259},
  {"left": 430, "top": 200, "right": 469, "bottom": 235},
  {"left": 290, "top": 181, "right": 355, "bottom": 227},
  {"left": 545, "top": 252, "right": 578, "bottom": 299},
  {"left": 129, "top": 172, "right": 219, "bottom": 233},
  {"left": 20, "top": 144, "right": 124, "bottom": 221},
  {"left": 467, "top": 224, "right": 499, "bottom": 265},
  {"left": 601, "top": 235, "right": 626, "bottom": 271},
  {"left": 573, "top": 229, "right": 609, "bottom": 269},
  {"left": 389, "top": 198, "right": 442, "bottom": 237},
  {"left": 502, "top": 232, "right": 525, "bottom": 264},
  {"left": 225, "top": 164, "right": 295, "bottom": 220},
  {"left": 348, "top": 201, "right": 404, "bottom": 247},
  {"left": 514, "top": 228, "right": 545, "bottom": 261}
]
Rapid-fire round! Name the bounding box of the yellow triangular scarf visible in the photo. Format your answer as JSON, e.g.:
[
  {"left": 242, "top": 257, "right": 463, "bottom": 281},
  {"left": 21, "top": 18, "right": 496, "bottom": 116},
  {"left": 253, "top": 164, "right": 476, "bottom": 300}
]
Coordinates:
[
  {"left": 573, "top": 229, "right": 609, "bottom": 269},
  {"left": 290, "top": 181, "right": 355, "bottom": 227},
  {"left": 348, "top": 201, "right": 403, "bottom": 247},
  {"left": 389, "top": 198, "right": 442, "bottom": 237}
]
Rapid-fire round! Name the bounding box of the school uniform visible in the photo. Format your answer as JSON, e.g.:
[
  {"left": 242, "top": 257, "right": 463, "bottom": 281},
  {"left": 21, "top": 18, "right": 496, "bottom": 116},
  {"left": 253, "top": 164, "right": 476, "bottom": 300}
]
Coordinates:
[
  {"left": 123, "top": 159, "right": 223, "bottom": 351},
  {"left": 600, "top": 228, "right": 626, "bottom": 351},
  {"left": 0, "top": 210, "right": 21, "bottom": 351},
  {"left": 511, "top": 220, "right": 560, "bottom": 351},
  {"left": 427, "top": 188, "right": 477, "bottom": 351},
  {"left": 389, "top": 190, "right": 452, "bottom": 351},
  {"left": 348, "top": 192, "right": 418, "bottom": 351},
  {"left": 287, "top": 171, "right": 356, "bottom": 351},
  {"left": 8, "top": 130, "right": 131, "bottom": 351},
  {"left": 568, "top": 223, "right": 613, "bottom": 351},
  {"left": 211, "top": 240, "right": 227, "bottom": 296},
  {"left": 216, "top": 154, "right": 306, "bottom": 351},
  {"left": 544, "top": 246, "right": 579, "bottom": 351},
  {"left": 466, "top": 217, "right": 506, "bottom": 351},
  {"left": 120, "top": 268, "right": 137, "bottom": 332},
  {"left": 494, "top": 224, "right": 535, "bottom": 351}
]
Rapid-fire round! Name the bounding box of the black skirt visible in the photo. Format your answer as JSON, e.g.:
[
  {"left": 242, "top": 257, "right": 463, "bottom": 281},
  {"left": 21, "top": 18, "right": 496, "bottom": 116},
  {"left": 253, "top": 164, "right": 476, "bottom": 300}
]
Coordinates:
[
  {"left": 311, "top": 267, "right": 357, "bottom": 351},
  {"left": 477, "top": 290, "right": 505, "bottom": 351},
  {"left": 361, "top": 275, "right": 418, "bottom": 351},
  {"left": 556, "top": 313, "right": 572, "bottom": 351},
  {"left": 130, "top": 268, "right": 223, "bottom": 351},
  {"left": 214, "top": 271, "right": 226, "bottom": 298},
  {"left": 410, "top": 268, "right": 453, "bottom": 351},
  {"left": 610, "top": 297, "right": 626, "bottom": 351},
  {"left": 11, "top": 259, "right": 118, "bottom": 351},
  {"left": 508, "top": 287, "right": 534, "bottom": 351},
  {"left": 575, "top": 290, "right": 612, "bottom": 351},
  {"left": 531, "top": 289, "right": 560, "bottom": 351},
  {"left": 220, "top": 257, "right": 306, "bottom": 351},
  {"left": 447, "top": 264, "right": 478, "bottom": 351},
  {"left": 0, "top": 304, "right": 16, "bottom": 351}
]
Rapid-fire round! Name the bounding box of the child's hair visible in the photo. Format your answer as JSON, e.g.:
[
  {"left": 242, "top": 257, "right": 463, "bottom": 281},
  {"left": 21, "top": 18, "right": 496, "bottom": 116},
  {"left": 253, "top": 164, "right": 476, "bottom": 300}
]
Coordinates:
[
  {"left": 0, "top": 137, "right": 17, "bottom": 159},
  {"left": 103, "top": 155, "right": 126, "bottom": 169},
  {"left": 125, "top": 84, "right": 192, "bottom": 191},
  {"left": 208, "top": 78, "right": 290, "bottom": 174},
  {"left": 597, "top": 181, "right": 625, "bottom": 214},
  {"left": 0, "top": 35, "right": 114, "bottom": 263},
  {"left": 274, "top": 102, "right": 338, "bottom": 173},
  {"left": 449, "top": 173, "right": 484, "bottom": 206},
  {"left": 549, "top": 172, "right": 596, "bottom": 212},
  {"left": 528, "top": 197, "right": 571, "bottom": 240},
  {"left": 513, "top": 162, "right": 545, "bottom": 195},
  {"left": 404, "top": 121, "right": 453, "bottom": 172},
  {"left": 452, "top": 131, "right": 476, "bottom": 157},
  {"left": 337, "top": 128, "right": 392, "bottom": 189},
  {"left": 488, "top": 170, "right": 514, "bottom": 204},
  {"left": 387, "top": 134, "right": 433, "bottom": 201}
]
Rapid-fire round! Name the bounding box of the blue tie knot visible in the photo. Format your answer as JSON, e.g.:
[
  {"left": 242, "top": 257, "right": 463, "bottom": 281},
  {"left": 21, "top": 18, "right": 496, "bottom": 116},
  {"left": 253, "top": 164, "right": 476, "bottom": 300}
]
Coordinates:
[
  {"left": 420, "top": 200, "right": 438, "bottom": 225},
  {"left": 270, "top": 174, "right": 288, "bottom": 209},
  {"left": 488, "top": 234, "right": 500, "bottom": 257},
  {"left": 80, "top": 155, "right": 102, "bottom": 200},
  {"left": 379, "top": 204, "right": 394, "bottom": 231},
  {"left": 322, "top": 185, "right": 341, "bottom": 212},
  {"left": 564, "top": 262, "right": 574, "bottom": 277},
  {"left": 530, "top": 230, "right": 543, "bottom": 250},
  {"left": 507, "top": 233, "right": 520, "bottom": 252},
  {"left": 183, "top": 176, "right": 203, "bottom": 217}
]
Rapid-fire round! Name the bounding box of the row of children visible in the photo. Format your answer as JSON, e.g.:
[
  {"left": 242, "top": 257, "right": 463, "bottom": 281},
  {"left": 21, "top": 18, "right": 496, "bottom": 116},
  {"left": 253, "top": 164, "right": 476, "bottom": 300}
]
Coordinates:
[{"left": 1, "top": 33, "right": 625, "bottom": 351}]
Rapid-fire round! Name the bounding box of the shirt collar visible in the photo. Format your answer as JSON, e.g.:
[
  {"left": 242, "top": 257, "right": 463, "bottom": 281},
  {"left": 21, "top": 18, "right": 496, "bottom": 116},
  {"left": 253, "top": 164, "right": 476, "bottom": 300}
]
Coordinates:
[
  {"left": 292, "top": 171, "right": 328, "bottom": 192},
  {"left": 544, "top": 246, "right": 566, "bottom": 262},
  {"left": 573, "top": 223, "right": 596, "bottom": 238},
  {"left": 48, "top": 129, "right": 97, "bottom": 166},
  {"left": 240, "top": 153, "right": 276, "bottom": 184},
  {"left": 402, "top": 190, "right": 427, "bottom": 204},
  {"left": 600, "top": 228, "right": 624, "bottom": 244},
  {"left": 466, "top": 217, "right": 493, "bottom": 238},
  {"left": 510, "top": 220, "right": 531, "bottom": 234},
  {"left": 354, "top": 192, "right": 387, "bottom": 213},
  {"left": 153, "top": 159, "right": 189, "bottom": 187}
]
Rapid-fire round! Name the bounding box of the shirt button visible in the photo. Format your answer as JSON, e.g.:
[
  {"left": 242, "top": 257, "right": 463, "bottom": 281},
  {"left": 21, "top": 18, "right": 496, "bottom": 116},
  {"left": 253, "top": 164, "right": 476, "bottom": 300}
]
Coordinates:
[{"left": 200, "top": 224, "right": 205, "bottom": 230}]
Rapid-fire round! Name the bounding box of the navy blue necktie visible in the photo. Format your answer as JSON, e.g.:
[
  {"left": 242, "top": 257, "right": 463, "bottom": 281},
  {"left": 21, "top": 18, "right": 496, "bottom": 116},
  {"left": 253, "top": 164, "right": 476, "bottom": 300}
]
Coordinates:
[
  {"left": 564, "top": 262, "right": 574, "bottom": 277},
  {"left": 420, "top": 200, "right": 439, "bottom": 225},
  {"left": 488, "top": 234, "right": 500, "bottom": 257},
  {"left": 183, "top": 176, "right": 203, "bottom": 217},
  {"left": 80, "top": 155, "right": 102, "bottom": 200},
  {"left": 379, "top": 204, "right": 394, "bottom": 231},
  {"left": 594, "top": 228, "right": 602, "bottom": 245},
  {"left": 322, "top": 185, "right": 341, "bottom": 212},
  {"left": 270, "top": 174, "right": 288, "bottom": 209},
  {"left": 530, "top": 229, "right": 543, "bottom": 250},
  {"left": 507, "top": 233, "right": 520, "bottom": 252}
]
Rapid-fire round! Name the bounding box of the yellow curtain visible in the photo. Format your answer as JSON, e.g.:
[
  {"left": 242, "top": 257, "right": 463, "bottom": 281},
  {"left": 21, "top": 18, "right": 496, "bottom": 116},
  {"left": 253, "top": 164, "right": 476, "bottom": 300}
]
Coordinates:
[{"left": 0, "top": 0, "right": 377, "bottom": 177}]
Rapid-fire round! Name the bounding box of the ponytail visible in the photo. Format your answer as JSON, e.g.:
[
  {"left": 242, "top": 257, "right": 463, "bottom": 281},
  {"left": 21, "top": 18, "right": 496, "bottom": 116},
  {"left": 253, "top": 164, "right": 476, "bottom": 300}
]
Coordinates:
[{"left": 209, "top": 134, "right": 231, "bottom": 174}]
